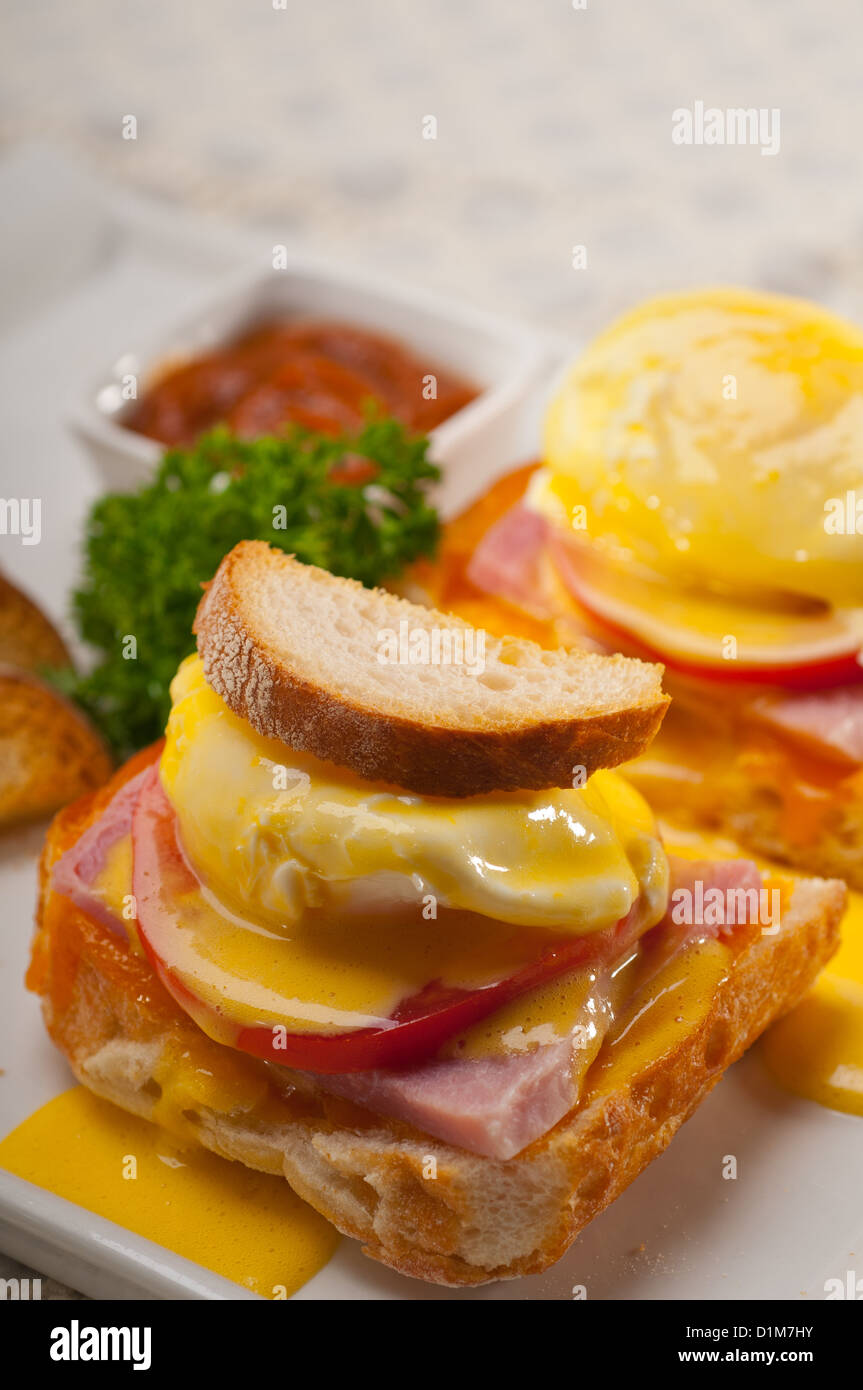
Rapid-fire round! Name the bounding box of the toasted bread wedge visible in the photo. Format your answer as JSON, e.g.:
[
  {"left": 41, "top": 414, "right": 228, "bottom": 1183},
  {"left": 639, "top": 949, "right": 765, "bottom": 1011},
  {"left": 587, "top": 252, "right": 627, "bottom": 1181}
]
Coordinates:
[
  {"left": 0, "top": 669, "right": 112, "bottom": 829},
  {"left": 0, "top": 571, "right": 70, "bottom": 673},
  {"left": 194, "top": 542, "right": 669, "bottom": 796},
  {"left": 0, "top": 574, "right": 108, "bottom": 828},
  {"left": 29, "top": 755, "right": 845, "bottom": 1286}
]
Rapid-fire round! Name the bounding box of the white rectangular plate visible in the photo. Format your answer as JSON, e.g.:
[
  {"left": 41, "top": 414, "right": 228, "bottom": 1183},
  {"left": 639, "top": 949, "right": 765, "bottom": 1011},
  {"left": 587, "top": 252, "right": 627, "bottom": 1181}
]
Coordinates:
[{"left": 1, "top": 146, "right": 861, "bottom": 1302}]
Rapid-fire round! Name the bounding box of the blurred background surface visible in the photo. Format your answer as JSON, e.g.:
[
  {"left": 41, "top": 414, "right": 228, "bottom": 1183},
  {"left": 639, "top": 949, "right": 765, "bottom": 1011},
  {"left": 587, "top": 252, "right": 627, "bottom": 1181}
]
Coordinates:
[{"left": 3, "top": 0, "right": 863, "bottom": 334}]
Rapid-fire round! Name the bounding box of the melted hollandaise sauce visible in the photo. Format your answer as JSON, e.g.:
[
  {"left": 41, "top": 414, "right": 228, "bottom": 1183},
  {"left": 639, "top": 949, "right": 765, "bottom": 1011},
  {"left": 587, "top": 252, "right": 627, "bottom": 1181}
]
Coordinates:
[
  {"left": 0, "top": 1087, "right": 338, "bottom": 1297},
  {"left": 762, "top": 890, "right": 863, "bottom": 1116}
]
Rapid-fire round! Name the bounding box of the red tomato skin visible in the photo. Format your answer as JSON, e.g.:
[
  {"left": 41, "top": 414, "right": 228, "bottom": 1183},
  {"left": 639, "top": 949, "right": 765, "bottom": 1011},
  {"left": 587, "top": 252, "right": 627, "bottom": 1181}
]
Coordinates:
[{"left": 550, "top": 538, "right": 863, "bottom": 692}]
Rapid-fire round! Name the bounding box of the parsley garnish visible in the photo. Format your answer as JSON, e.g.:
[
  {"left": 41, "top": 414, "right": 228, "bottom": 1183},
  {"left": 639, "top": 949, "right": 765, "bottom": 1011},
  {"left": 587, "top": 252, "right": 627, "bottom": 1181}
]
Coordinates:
[{"left": 53, "top": 420, "right": 440, "bottom": 757}]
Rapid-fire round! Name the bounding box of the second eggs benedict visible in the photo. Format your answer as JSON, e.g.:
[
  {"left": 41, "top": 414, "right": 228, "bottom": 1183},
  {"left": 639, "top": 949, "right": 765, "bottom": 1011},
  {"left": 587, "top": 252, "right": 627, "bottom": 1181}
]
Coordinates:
[{"left": 449, "top": 288, "right": 863, "bottom": 887}]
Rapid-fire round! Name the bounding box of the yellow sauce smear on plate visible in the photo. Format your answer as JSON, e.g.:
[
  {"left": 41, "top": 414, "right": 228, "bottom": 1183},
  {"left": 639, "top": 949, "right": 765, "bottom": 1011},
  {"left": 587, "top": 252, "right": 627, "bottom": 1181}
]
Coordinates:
[
  {"left": 762, "top": 890, "right": 863, "bottom": 1116},
  {"left": 0, "top": 1087, "right": 338, "bottom": 1297}
]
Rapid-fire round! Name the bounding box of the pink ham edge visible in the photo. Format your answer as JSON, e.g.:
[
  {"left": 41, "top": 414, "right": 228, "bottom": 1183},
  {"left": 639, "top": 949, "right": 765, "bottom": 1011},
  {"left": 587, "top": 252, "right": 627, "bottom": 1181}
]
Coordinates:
[
  {"left": 465, "top": 501, "right": 554, "bottom": 618},
  {"left": 51, "top": 768, "right": 149, "bottom": 937},
  {"left": 68, "top": 769, "right": 767, "bottom": 1160},
  {"left": 666, "top": 855, "right": 763, "bottom": 940},
  {"left": 751, "top": 686, "right": 863, "bottom": 767},
  {"left": 306, "top": 1040, "right": 574, "bottom": 1161},
  {"left": 465, "top": 500, "right": 610, "bottom": 653}
]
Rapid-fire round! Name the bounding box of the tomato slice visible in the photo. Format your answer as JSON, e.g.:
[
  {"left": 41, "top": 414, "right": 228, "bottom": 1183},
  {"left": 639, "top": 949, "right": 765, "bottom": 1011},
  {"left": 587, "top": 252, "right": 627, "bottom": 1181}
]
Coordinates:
[
  {"left": 131, "top": 767, "right": 640, "bottom": 1073},
  {"left": 549, "top": 533, "right": 863, "bottom": 691},
  {"left": 236, "top": 915, "right": 638, "bottom": 1072}
]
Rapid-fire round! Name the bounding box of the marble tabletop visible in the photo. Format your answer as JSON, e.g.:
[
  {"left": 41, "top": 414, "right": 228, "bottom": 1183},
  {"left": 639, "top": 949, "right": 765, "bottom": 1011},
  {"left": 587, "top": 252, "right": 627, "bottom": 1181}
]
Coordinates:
[{"left": 3, "top": 0, "right": 863, "bottom": 336}]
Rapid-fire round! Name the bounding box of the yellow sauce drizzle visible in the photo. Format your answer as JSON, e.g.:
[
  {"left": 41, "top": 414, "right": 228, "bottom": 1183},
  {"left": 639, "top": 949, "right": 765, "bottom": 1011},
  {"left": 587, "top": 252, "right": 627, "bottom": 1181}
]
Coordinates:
[
  {"left": 584, "top": 937, "right": 730, "bottom": 1098},
  {"left": 0, "top": 1087, "right": 338, "bottom": 1297},
  {"left": 762, "top": 890, "right": 863, "bottom": 1115}
]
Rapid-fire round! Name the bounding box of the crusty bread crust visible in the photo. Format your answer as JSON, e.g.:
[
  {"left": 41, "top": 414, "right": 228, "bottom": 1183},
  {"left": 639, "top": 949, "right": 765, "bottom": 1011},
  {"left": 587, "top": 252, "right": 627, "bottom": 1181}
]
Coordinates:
[
  {"left": 193, "top": 542, "right": 669, "bottom": 796},
  {"left": 0, "top": 573, "right": 109, "bottom": 829},
  {"left": 28, "top": 755, "right": 845, "bottom": 1286}
]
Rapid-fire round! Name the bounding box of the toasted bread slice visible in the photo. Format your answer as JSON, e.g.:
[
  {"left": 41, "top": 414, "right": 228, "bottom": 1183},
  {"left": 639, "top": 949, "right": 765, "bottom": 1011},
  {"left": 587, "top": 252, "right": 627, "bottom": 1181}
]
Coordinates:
[
  {"left": 0, "top": 571, "right": 71, "bottom": 673},
  {"left": 194, "top": 542, "right": 669, "bottom": 796},
  {"left": 30, "top": 756, "right": 845, "bottom": 1286},
  {"left": 0, "top": 669, "right": 112, "bottom": 829}
]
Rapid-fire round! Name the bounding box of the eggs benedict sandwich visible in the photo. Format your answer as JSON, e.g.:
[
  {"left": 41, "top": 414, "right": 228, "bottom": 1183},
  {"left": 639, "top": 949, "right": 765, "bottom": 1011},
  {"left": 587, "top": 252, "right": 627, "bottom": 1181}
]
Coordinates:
[
  {"left": 457, "top": 288, "right": 863, "bottom": 889},
  {"left": 29, "top": 541, "right": 845, "bottom": 1286}
]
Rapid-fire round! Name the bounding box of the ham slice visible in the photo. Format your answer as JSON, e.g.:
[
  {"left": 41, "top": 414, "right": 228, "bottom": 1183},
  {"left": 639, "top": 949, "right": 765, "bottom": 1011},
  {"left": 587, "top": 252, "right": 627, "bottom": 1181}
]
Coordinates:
[
  {"left": 308, "top": 1039, "right": 575, "bottom": 1161},
  {"left": 666, "top": 855, "right": 766, "bottom": 939},
  {"left": 465, "top": 502, "right": 553, "bottom": 618},
  {"left": 750, "top": 686, "right": 863, "bottom": 767},
  {"left": 51, "top": 769, "right": 147, "bottom": 936}
]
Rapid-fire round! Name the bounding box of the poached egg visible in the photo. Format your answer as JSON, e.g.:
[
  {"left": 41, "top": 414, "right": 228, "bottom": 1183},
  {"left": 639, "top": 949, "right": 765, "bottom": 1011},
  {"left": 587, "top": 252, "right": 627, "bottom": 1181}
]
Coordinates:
[
  {"left": 540, "top": 286, "right": 863, "bottom": 608},
  {"left": 160, "top": 654, "right": 669, "bottom": 939}
]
